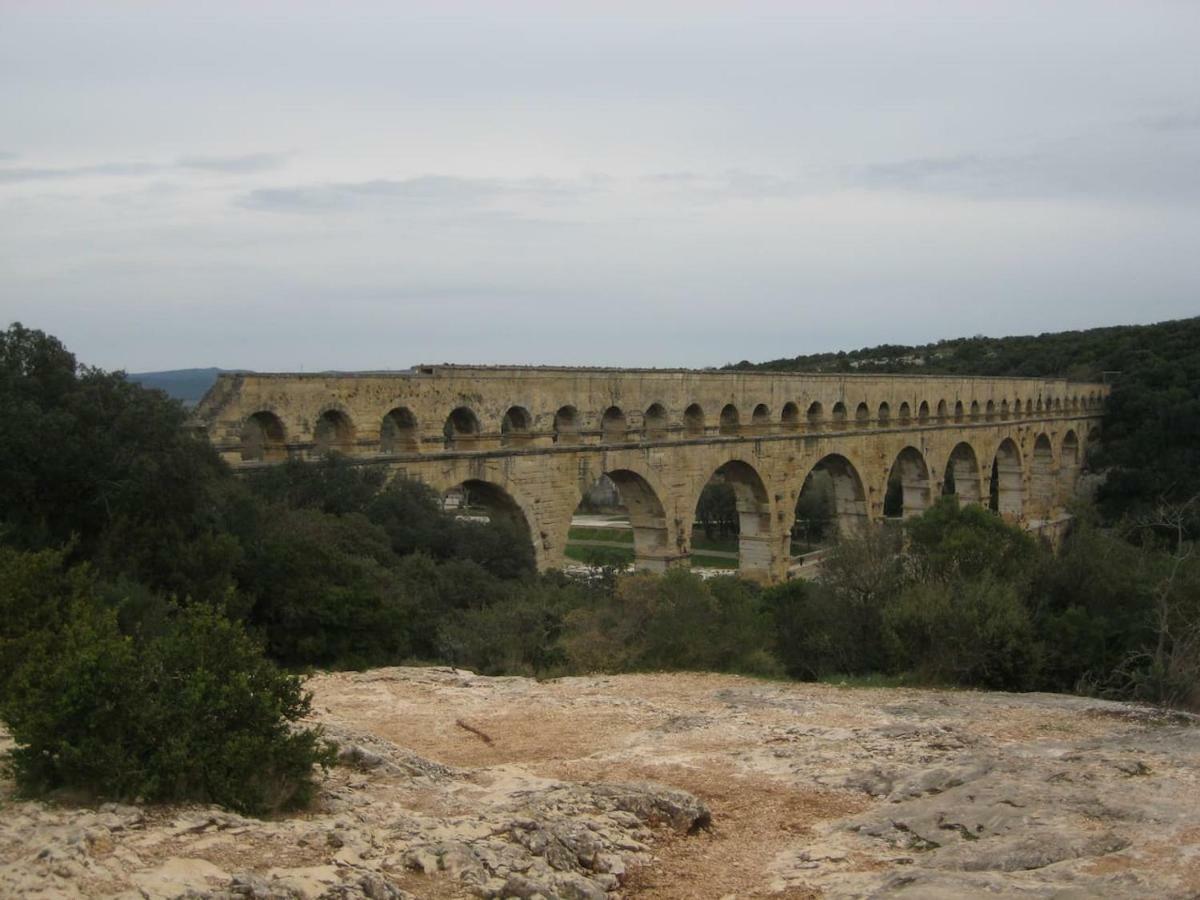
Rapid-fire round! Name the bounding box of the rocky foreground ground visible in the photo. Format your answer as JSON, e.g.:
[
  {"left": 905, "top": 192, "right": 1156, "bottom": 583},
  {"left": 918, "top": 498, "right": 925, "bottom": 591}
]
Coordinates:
[{"left": 2, "top": 668, "right": 1199, "bottom": 899}]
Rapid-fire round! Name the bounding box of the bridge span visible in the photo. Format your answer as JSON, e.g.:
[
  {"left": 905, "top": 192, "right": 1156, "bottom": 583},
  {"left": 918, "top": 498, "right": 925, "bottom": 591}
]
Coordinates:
[{"left": 193, "top": 365, "right": 1109, "bottom": 583}]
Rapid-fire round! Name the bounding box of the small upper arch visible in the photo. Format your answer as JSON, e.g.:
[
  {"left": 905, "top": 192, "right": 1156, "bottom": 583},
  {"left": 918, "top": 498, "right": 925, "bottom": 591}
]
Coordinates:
[
  {"left": 241, "top": 410, "right": 287, "bottom": 462},
  {"left": 752, "top": 403, "right": 771, "bottom": 431},
  {"left": 683, "top": 403, "right": 706, "bottom": 435},
  {"left": 831, "top": 401, "right": 848, "bottom": 429},
  {"left": 643, "top": 402, "right": 669, "bottom": 439},
  {"left": 444, "top": 406, "right": 481, "bottom": 448},
  {"left": 719, "top": 403, "right": 740, "bottom": 435},
  {"left": 500, "top": 405, "right": 533, "bottom": 446},
  {"left": 601, "top": 405, "right": 627, "bottom": 442},
  {"left": 781, "top": 401, "right": 801, "bottom": 430},
  {"left": 553, "top": 405, "right": 580, "bottom": 444},
  {"left": 807, "top": 401, "right": 825, "bottom": 429},
  {"left": 380, "top": 407, "right": 419, "bottom": 453},
  {"left": 314, "top": 408, "right": 356, "bottom": 456}
]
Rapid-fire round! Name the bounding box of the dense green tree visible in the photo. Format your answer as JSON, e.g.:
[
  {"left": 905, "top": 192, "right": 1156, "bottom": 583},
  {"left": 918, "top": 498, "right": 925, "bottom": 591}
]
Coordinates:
[
  {"left": 905, "top": 496, "right": 1042, "bottom": 582},
  {"left": 0, "top": 323, "right": 235, "bottom": 599},
  {"left": 882, "top": 575, "right": 1040, "bottom": 690},
  {"left": 0, "top": 549, "right": 334, "bottom": 814}
]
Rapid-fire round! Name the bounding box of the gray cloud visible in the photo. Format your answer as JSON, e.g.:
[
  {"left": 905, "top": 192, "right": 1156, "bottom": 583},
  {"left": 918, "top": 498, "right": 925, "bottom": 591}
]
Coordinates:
[
  {"left": 0, "top": 161, "right": 161, "bottom": 183},
  {"left": 852, "top": 155, "right": 1033, "bottom": 197},
  {"left": 1140, "top": 111, "right": 1200, "bottom": 133},
  {"left": 177, "top": 152, "right": 287, "bottom": 174},
  {"left": 237, "top": 174, "right": 590, "bottom": 214},
  {"left": 0, "top": 153, "right": 285, "bottom": 185}
]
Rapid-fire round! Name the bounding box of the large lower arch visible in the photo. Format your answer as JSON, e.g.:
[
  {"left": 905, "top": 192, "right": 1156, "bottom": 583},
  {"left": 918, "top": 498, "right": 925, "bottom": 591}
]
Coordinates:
[
  {"left": 692, "top": 459, "right": 775, "bottom": 579},
  {"left": 1030, "top": 433, "right": 1056, "bottom": 517},
  {"left": 942, "top": 441, "right": 982, "bottom": 504},
  {"left": 440, "top": 477, "right": 538, "bottom": 571},
  {"left": 1060, "top": 429, "right": 1081, "bottom": 508},
  {"left": 989, "top": 438, "right": 1023, "bottom": 518},
  {"left": 885, "top": 446, "right": 932, "bottom": 518},
  {"left": 603, "top": 468, "right": 672, "bottom": 572},
  {"left": 797, "top": 453, "right": 868, "bottom": 538}
]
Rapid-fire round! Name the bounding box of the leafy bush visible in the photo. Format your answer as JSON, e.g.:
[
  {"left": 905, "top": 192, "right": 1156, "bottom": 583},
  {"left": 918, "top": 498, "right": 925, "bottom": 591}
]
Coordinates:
[
  {"left": 905, "top": 496, "right": 1041, "bottom": 582},
  {"left": 437, "top": 580, "right": 576, "bottom": 676},
  {"left": 562, "top": 569, "right": 780, "bottom": 676},
  {"left": 765, "top": 579, "right": 879, "bottom": 680},
  {"left": 0, "top": 551, "right": 334, "bottom": 814},
  {"left": 236, "top": 505, "right": 412, "bottom": 668},
  {"left": 0, "top": 324, "right": 236, "bottom": 600},
  {"left": 882, "top": 575, "right": 1040, "bottom": 690}
]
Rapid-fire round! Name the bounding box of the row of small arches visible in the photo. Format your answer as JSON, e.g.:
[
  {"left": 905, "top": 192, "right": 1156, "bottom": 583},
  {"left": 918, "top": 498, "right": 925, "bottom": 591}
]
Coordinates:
[{"left": 240, "top": 393, "right": 1101, "bottom": 460}]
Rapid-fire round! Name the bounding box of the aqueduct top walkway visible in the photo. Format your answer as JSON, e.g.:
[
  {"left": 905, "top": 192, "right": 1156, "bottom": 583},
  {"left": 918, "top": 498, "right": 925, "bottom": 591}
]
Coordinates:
[{"left": 193, "top": 365, "right": 1108, "bottom": 582}]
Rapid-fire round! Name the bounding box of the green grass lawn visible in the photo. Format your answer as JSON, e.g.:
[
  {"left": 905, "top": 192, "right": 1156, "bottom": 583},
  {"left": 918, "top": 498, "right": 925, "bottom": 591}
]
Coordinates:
[
  {"left": 689, "top": 529, "right": 738, "bottom": 553},
  {"left": 567, "top": 526, "right": 634, "bottom": 544},
  {"left": 690, "top": 554, "right": 738, "bottom": 569},
  {"left": 564, "top": 524, "right": 738, "bottom": 569}
]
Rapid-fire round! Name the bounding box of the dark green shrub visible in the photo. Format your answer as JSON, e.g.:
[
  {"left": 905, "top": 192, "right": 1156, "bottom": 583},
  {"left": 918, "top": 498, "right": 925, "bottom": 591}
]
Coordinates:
[
  {"left": 238, "top": 506, "right": 412, "bottom": 667},
  {"left": 1026, "top": 522, "right": 1154, "bottom": 692},
  {"left": 437, "top": 581, "right": 575, "bottom": 676},
  {"left": 243, "top": 455, "right": 387, "bottom": 516},
  {"left": 562, "top": 569, "right": 780, "bottom": 675},
  {"left": 883, "top": 575, "right": 1040, "bottom": 689},
  {"left": 0, "top": 324, "right": 235, "bottom": 599},
  {"left": 0, "top": 555, "right": 335, "bottom": 814},
  {"left": 905, "top": 496, "right": 1041, "bottom": 582},
  {"left": 764, "top": 579, "right": 884, "bottom": 680}
]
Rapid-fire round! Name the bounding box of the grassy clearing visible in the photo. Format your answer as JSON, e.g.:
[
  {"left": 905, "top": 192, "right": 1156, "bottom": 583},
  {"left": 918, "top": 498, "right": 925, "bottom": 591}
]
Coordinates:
[
  {"left": 689, "top": 530, "right": 739, "bottom": 553},
  {"left": 567, "top": 526, "right": 634, "bottom": 544},
  {"left": 691, "top": 554, "right": 738, "bottom": 569}
]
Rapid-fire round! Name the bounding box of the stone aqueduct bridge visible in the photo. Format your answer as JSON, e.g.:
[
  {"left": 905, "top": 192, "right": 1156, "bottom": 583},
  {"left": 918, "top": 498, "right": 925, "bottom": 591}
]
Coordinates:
[{"left": 193, "top": 366, "right": 1109, "bottom": 583}]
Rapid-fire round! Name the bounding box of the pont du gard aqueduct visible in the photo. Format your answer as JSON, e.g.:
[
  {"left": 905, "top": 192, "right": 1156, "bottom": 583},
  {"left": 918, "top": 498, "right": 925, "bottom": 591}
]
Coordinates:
[{"left": 193, "top": 366, "right": 1109, "bottom": 583}]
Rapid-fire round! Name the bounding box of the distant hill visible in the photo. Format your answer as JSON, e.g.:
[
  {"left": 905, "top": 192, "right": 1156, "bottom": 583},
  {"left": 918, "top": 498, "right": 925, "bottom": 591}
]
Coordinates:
[
  {"left": 126, "top": 368, "right": 239, "bottom": 406},
  {"left": 726, "top": 317, "right": 1200, "bottom": 383}
]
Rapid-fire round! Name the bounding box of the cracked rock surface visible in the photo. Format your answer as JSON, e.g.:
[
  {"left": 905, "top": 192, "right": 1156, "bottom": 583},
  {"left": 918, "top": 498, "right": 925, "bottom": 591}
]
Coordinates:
[{"left": 2, "top": 667, "right": 1198, "bottom": 898}]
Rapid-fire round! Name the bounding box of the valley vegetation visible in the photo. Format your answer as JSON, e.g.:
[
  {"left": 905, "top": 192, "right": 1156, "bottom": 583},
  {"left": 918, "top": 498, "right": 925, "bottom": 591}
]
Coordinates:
[{"left": 1, "top": 320, "right": 1197, "bottom": 817}]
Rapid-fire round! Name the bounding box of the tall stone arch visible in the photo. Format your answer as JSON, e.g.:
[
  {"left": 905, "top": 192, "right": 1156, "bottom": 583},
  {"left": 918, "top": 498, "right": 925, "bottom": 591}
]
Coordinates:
[
  {"left": 989, "top": 437, "right": 1023, "bottom": 519},
  {"left": 942, "top": 441, "right": 983, "bottom": 505},
  {"left": 433, "top": 475, "right": 541, "bottom": 569},
  {"left": 791, "top": 452, "right": 870, "bottom": 539},
  {"left": 1030, "top": 433, "right": 1056, "bottom": 518},
  {"left": 885, "top": 446, "right": 932, "bottom": 518},
  {"left": 689, "top": 458, "right": 778, "bottom": 581}
]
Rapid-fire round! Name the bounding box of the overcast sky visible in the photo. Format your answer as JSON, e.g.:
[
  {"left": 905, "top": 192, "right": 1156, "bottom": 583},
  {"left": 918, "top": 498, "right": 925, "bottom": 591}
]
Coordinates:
[{"left": 2, "top": 1, "right": 1198, "bottom": 372}]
